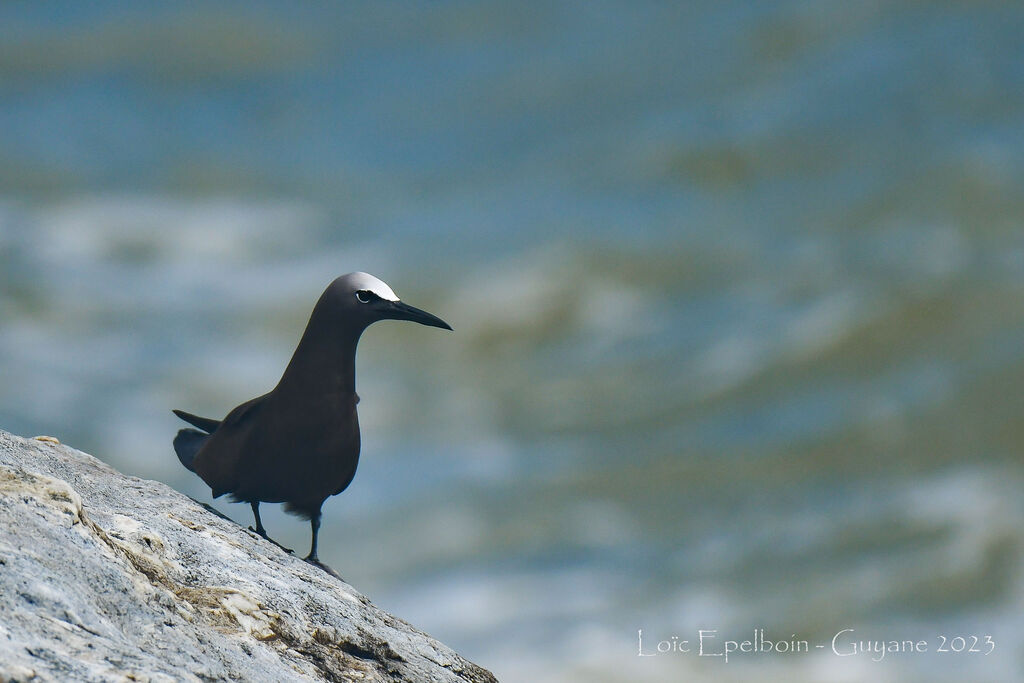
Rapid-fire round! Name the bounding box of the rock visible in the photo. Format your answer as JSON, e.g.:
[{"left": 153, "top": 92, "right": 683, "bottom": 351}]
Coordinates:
[{"left": 0, "top": 430, "right": 497, "bottom": 683}]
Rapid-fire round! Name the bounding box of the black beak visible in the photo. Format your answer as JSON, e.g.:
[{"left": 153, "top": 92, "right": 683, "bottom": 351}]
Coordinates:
[{"left": 385, "top": 300, "right": 453, "bottom": 331}]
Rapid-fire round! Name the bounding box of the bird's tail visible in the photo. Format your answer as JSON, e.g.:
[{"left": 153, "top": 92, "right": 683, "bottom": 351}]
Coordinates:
[
  {"left": 172, "top": 409, "right": 221, "bottom": 434},
  {"left": 173, "top": 428, "right": 207, "bottom": 472}
]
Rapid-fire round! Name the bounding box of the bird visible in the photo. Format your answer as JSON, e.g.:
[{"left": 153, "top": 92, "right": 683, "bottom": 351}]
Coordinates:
[{"left": 172, "top": 272, "right": 451, "bottom": 573}]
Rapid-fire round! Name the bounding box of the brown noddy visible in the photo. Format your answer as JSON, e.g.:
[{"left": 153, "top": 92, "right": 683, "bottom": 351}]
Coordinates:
[{"left": 172, "top": 272, "right": 451, "bottom": 572}]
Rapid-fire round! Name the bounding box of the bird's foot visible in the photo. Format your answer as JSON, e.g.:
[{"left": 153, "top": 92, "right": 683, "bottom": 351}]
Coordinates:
[
  {"left": 304, "top": 556, "right": 343, "bottom": 580},
  {"left": 247, "top": 526, "right": 293, "bottom": 554}
]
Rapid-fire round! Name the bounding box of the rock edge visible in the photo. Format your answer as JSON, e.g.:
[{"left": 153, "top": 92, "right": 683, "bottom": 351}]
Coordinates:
[{"left": 0, "top": 429, "right": 497, "bottom": 683}]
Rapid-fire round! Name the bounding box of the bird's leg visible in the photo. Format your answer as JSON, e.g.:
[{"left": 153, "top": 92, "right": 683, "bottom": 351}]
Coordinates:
[
  {"left": 304, "top": 511, "right": 321, "bottom": 563},
  {"left": 249, "top": 501, "right": 266, "bottom": 536},
  {"left": 302, "top": 511, "right": 341, "bottom": 578},
  {"left": 247, "top": 501, "right": 293, "bottom": 554}
]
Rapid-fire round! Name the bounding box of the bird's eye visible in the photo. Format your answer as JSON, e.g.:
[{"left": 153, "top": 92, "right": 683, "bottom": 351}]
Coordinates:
[{"left": 355, "top": 290, "right": 373, "bottom": 304}]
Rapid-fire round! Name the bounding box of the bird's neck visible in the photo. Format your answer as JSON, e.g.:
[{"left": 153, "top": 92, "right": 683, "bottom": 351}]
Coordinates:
[{"left": 276, "top": 312, "right": 363, "bottom": 400}]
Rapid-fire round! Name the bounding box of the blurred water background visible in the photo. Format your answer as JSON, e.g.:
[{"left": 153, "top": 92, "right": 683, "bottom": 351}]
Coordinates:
[{"left": 2, "top": 2, "right": 1023, "bottom": 681}]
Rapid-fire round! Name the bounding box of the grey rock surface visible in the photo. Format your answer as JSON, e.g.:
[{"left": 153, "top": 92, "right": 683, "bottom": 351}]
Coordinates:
[{"left": 0, "top": 430, "right": 497, "bottom": 683}]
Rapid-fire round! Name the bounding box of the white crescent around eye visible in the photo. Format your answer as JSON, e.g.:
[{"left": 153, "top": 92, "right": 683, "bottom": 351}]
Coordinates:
[{"left": 350, "top": 271, "right": 400, "bottom": 302}]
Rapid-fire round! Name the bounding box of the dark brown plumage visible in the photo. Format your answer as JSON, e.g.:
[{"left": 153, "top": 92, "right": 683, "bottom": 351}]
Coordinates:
[{"left": 173, "top": 272, "right": 451, "bottom": 569}]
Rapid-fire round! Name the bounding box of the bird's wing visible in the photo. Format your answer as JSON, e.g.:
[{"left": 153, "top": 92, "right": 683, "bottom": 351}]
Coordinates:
[
  {"left": 172, "top": 409, "right": 222, "bottom": 435},
  {"left": 220, "top": 393, "right": 268, "bottom": 429},
  {"left": 187, "top": 393, "right": 270, "bottom": 498}
]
